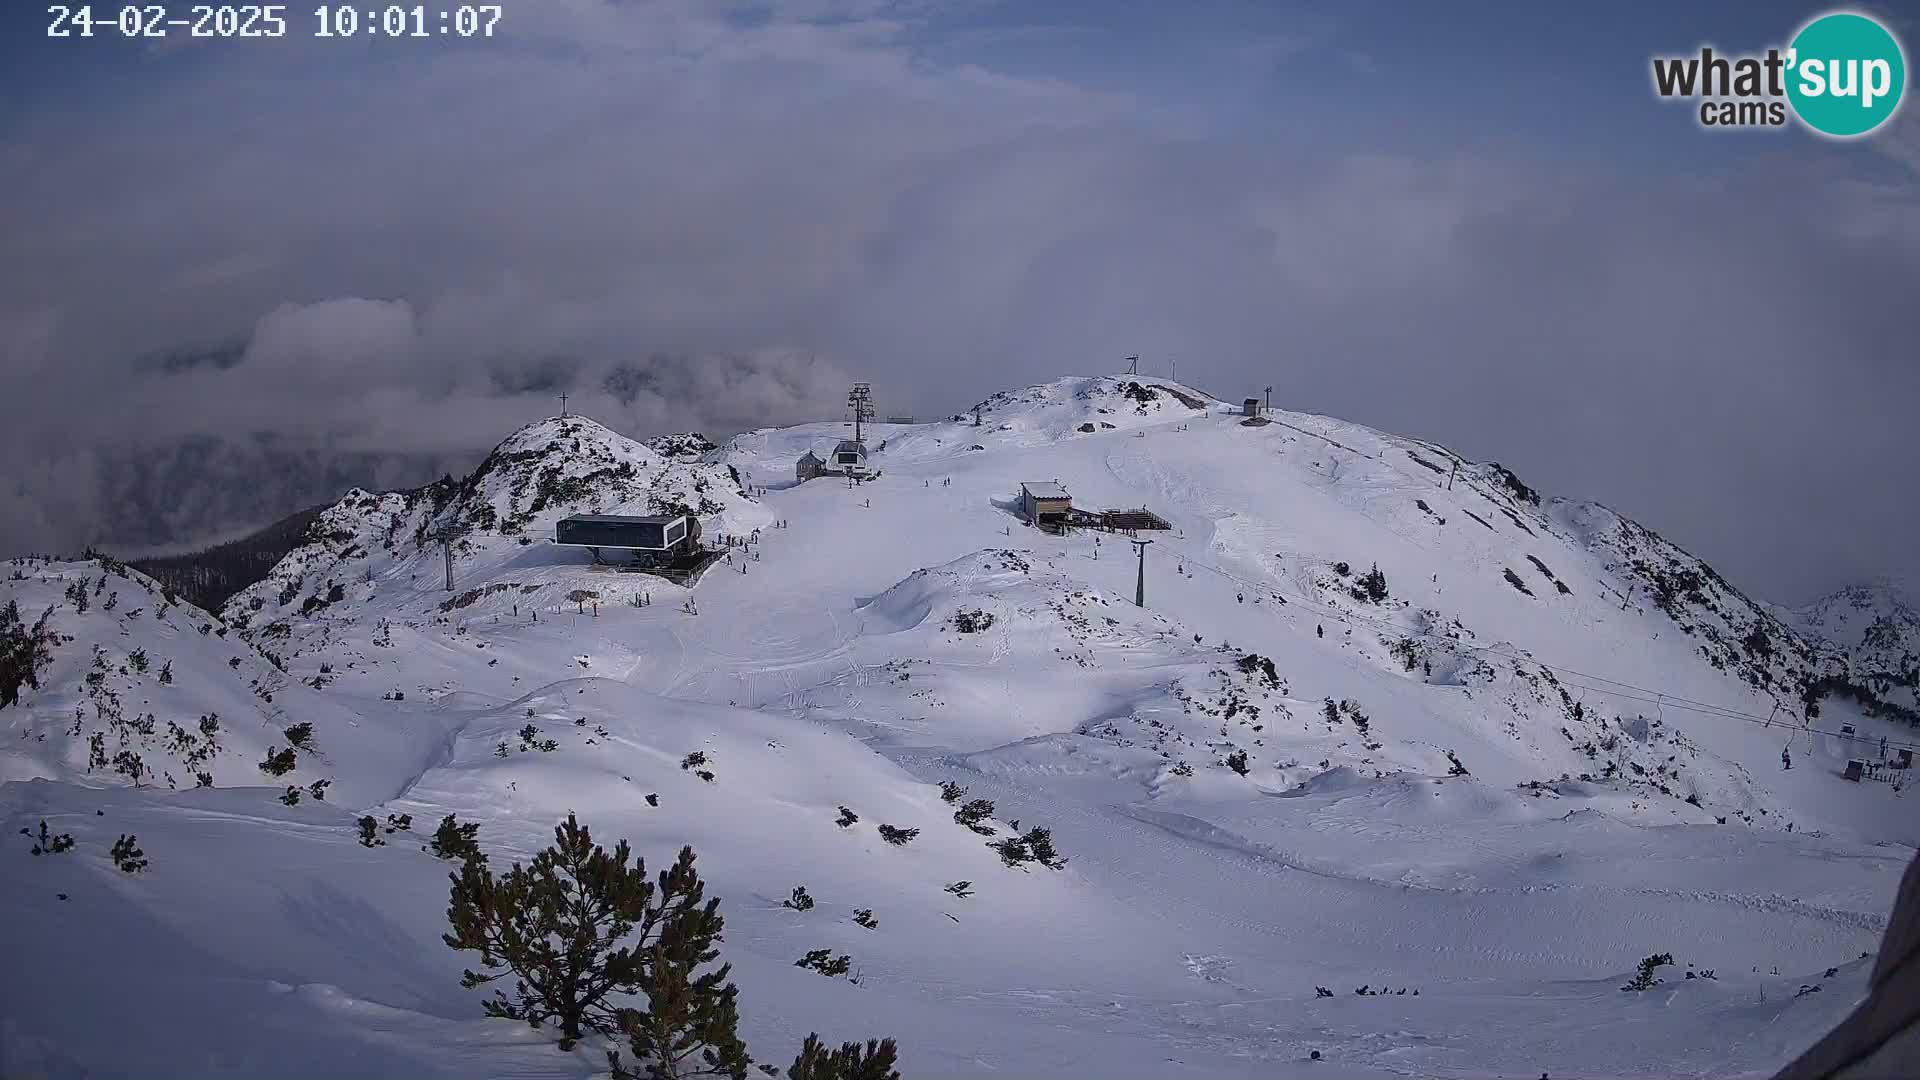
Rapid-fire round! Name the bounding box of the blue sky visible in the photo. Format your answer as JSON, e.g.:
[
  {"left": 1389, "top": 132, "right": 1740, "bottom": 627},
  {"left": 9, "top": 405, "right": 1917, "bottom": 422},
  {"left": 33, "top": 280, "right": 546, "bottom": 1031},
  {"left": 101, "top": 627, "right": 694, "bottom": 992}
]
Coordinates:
[{"left": 0, "top": 1, "right": 1916, "bottom": 602}]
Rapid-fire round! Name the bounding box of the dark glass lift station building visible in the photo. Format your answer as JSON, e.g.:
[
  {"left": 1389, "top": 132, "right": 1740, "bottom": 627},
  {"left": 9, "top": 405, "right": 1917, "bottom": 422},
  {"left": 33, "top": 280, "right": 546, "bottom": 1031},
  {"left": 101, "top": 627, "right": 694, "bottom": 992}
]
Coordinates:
[{"left": 553, "top": 513, "right": 696, "bottom": 555}]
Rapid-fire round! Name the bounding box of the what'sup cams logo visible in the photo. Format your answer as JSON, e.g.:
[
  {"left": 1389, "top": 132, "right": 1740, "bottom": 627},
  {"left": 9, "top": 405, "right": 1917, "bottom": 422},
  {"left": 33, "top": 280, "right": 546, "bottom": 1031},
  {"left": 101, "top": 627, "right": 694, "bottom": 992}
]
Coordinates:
[{"left": 1652, "top": 10, "right": 1906, "bottom": 137}]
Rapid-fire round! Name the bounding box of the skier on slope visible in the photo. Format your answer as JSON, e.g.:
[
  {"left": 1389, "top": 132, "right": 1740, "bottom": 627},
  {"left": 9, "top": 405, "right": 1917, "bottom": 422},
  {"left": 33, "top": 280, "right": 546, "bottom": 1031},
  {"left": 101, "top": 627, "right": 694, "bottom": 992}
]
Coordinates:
[{"left": 1782, "top": 746, "right": 1792, "bottom": 770}]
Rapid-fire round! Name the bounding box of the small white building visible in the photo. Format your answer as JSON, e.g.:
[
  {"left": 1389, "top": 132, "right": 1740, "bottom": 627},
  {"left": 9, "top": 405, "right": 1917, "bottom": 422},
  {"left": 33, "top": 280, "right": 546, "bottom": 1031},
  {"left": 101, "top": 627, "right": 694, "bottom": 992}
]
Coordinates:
[{"left": 1020, "top": 481, "right": 1072, "bottom": 526}]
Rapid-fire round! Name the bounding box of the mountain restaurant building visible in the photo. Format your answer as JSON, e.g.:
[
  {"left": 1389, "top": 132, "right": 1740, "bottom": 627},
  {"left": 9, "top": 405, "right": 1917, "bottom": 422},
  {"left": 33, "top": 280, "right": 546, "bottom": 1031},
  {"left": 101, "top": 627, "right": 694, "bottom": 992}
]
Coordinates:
[{"left": 554, "top": 513, "right": 698, "bottom": 561}]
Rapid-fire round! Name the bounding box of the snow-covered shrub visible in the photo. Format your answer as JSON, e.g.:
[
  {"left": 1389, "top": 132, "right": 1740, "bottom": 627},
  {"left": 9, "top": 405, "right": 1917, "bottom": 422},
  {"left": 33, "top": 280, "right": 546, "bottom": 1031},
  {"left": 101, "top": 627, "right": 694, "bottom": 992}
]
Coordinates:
[
  {"left": 25, "top": 820, "right": 74, "bottom": 856},
  {"left": 876, "top": 825, "right": 919, "bottom": 846},
  {"left": 1235, "top": 653, "right": 1280, "bottom": 689},
  {"left": 989, "top": 826, "right": 1067, "bottom": 870},
  {"left": 951, "top": 609, "right": 994, "bottom": 634},
  {"left": 952, "top": 799, "right": 994, "bottom": 835},
  {"left": 111, "top": 834, "right": 147, "bottom": 873},
  {"left": 795, "top": 949, "right": 852, "bottom": 978},
  {"left": 112, "top": 750, "right": 148, "bottom": 785}
]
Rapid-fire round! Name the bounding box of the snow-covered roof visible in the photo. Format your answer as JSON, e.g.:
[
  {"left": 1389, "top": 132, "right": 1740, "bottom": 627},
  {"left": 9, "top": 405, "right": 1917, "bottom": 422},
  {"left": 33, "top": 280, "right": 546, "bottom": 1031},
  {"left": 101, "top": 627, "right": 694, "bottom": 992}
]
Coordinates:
[
  {"left": 1022, "top": 481, "right": 1070, "bottom": 500},
  {"left": 797, "top": 449, "right": 822, "bottom": 464},
  {"left": 832, "top": 439, "right": 868, "bottom": 458}
]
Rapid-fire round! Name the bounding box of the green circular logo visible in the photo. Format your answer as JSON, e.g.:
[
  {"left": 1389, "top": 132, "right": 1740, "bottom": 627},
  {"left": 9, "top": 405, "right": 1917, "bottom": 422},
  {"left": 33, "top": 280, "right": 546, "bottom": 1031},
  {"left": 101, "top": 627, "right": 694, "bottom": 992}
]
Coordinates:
[{"left": 1787, "top": 12, "right": 1906, "bottom": 137}]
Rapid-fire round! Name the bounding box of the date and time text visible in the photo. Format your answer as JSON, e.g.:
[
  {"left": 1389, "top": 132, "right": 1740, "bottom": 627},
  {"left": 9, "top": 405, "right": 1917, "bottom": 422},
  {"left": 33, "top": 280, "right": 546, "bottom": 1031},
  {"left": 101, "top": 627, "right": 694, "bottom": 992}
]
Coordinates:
[{"left": 47, "top": 4, "right": 503, "bottom": 39}]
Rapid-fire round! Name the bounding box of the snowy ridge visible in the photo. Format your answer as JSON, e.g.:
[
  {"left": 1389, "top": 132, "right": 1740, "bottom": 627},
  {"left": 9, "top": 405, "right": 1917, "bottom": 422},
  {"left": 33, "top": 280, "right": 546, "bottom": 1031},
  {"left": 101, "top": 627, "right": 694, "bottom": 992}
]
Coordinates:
[
  {"left": 0, "top": 557, "right": 447, "bottom": 806},
  {"left": 644, "top": 431, "right": 721, "bottom": 461},
  {"left": 222, "top": 415, "right": 770, "bottom": 632},
  {"left": 3, "top": 375, "right": 1917, "bottom": 1080}
]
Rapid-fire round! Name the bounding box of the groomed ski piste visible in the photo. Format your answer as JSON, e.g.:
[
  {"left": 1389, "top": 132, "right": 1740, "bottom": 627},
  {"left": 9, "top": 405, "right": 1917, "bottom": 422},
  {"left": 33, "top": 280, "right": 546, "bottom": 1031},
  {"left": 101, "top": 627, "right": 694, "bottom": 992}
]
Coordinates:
[{"left": 3, "top": 375, "right": 1915, "bottom": 1079}]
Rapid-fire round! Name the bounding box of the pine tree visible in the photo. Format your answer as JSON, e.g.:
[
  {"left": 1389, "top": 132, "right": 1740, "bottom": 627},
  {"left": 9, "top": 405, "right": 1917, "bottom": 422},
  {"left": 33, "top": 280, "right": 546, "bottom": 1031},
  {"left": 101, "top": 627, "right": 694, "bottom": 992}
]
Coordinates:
[
  {"left": 1360, "top": 563, "right": 1388, "bottom": 604},
  {"left": 1622, "top": 952, "right": 1674, "bottom": 992},
  {"left": 429, "top": 813, "right": 484, "bottom": 862},
  {"left": 442, "top": 814, "right": 904, "bottom": 1072},
  {"left": 786, "top": 1034, "right": 902, "bottom": 1080},
  {"left": 607, "top": 847, "right": 752, "bottom": 1078},
  {"left": 0, "top": 601, "right": 59, "bottom": 710},
  {"left": 448, "top": 815, "right": 704, "bottom": 1051}
]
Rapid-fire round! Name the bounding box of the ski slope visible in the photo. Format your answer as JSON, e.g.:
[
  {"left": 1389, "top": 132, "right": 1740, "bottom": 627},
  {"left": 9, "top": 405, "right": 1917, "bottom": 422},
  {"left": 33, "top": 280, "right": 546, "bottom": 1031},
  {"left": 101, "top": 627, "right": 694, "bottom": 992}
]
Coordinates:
[{"left": 3, "top": 374, "right": 1914, "bottom": 1079}]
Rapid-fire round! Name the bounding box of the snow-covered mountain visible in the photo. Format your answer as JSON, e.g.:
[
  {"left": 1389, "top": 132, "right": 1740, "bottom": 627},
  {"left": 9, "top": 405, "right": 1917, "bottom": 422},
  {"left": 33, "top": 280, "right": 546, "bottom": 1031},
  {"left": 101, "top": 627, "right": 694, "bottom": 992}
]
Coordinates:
[
  {"left": 1783, "top": 583, "right": 1920, "bottom": 681},
  {"left": 221, "top": 416, "right": 770, "bottom": 634},
  {"left": 3, "top": 375, "right": 1915, "bottom": 1080}
]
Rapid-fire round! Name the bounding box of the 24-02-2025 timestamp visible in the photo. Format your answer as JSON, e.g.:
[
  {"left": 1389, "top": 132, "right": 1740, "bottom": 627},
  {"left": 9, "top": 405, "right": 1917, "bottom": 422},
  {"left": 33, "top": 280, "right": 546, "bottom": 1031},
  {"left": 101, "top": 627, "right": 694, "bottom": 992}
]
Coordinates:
[{"left": 48, "top": 5, "right": 503, "bottom": 38}]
